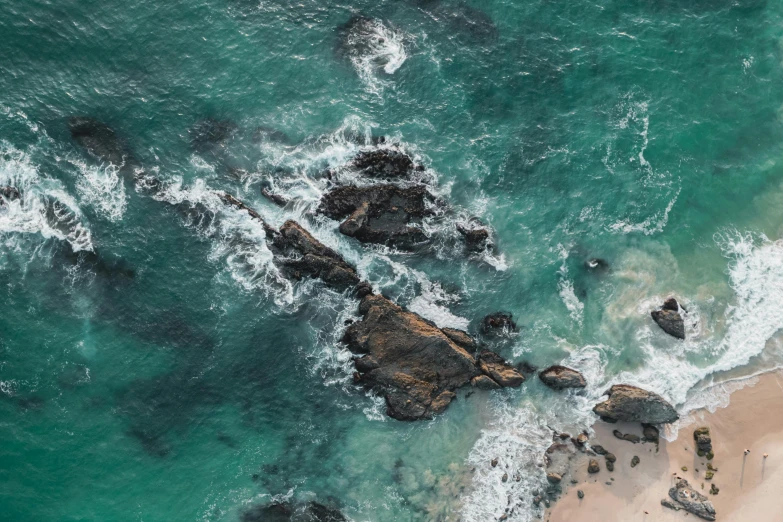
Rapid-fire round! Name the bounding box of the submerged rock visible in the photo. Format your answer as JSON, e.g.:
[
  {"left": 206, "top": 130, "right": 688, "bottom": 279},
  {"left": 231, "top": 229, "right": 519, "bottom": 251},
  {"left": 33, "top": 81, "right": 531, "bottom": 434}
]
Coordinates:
[
  {"left": 667, "top": 479, "right": 717, "bottom": 521},
  {"left": 651, "top": 297, "right": 686, "bottom": 339},
  {"left": 240, "top": 501, "right": 346, "bottom": 522},
  {"left": 189, "top": 118, "right": 237, "bottom": 150},
  {"left": 69, "top": 117, "right": 132, "bottom": 167},
  {"left": 593, "top": 384, "right": 679, "bottom": 424},
  {"left": 538, "top": 365, "right": 587, "bottom": 390},
  {"left": 318, "top": 184, "right": 434, "bottom": 249},
  {"left": 343, "top": 294, "right": 522, "bottom": 420},
  {"left": 480, "top": 312, "right": 516, "bottom": 334},
  {"left": 0, "top": 186, "right": 21, "bottom": 204}
]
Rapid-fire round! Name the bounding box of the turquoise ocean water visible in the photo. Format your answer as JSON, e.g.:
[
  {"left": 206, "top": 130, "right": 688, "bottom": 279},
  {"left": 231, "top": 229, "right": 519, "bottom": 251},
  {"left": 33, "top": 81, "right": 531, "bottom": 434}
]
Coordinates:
[{"left": 2, "top": 0, "right": 783, "bottom": 520}]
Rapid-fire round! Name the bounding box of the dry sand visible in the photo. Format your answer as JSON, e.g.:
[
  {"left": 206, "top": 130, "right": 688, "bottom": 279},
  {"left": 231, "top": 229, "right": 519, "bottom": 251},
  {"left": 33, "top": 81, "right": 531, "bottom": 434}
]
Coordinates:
[{"left": 546, "top": 370, "right": 783, "bottom": 521}]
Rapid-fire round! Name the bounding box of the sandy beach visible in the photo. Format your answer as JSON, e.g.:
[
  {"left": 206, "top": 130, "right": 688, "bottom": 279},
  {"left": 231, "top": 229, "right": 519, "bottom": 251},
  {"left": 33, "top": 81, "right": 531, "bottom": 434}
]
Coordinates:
[{"left": 547, "top": 370, "right": 783, "bottom": 521}]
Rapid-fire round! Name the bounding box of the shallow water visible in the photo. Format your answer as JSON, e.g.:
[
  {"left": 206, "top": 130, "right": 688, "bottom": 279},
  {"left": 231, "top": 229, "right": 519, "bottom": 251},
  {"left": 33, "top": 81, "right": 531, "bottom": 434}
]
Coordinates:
[{"left": 2, "top": 0, "right": 783, "bottom": 520}]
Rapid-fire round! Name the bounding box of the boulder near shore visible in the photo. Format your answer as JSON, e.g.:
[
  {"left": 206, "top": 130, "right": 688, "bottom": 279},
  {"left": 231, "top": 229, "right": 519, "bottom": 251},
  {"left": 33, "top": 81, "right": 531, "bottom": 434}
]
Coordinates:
[
  {"left": 593, "top": 384, "right": 679, "bottom": 424},
  {"left": 538, "top": 365, "right": 587, "bottom": 390},
  {"left": 651, "top": 297, "right": 686, "bottom": 339}
]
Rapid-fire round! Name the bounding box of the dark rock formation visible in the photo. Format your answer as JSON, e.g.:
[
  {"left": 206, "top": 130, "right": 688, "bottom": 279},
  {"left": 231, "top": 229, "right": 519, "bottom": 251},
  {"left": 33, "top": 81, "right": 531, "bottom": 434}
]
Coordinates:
[
  {"left": 189, "top": 118, "right": 237, "bottom": 150},
  {"left": 652, "top": 297, "right": 686, "bottom": 339},
  {"left": 471, "top": 375, "right": 501, "bottom": 390},
  {"left": 261, "top": 188, "right": 288, "bottom": 207},
  {"left": 661, "top": 498, "right": 681, "bottom": 511},
  {"left": 69, "top": 117, "right": 132, "bottom": 167},
  {"left": 318, "top": 184, "right": 434, "bottom": 249},
  {"left": 343, "top": 294, "right": 523, "bottom": 420},
  {"left": 480, "top": 312, "right": 516, "bottom": 334},
  {"left": 538, "top": 365, "right": 587, "bottom": 390},
  {"left": 694, "top": 427, "right": 713, "bottom": 458},
  {"left": 667, "top": 479, "right": 717, "bottom": 521},
  {"left": 350, "top": 148, "right": 417, "bottom": 179},
  {"left": 217, "top": 192, "right": 360, "bottom": 290},
  {"left": 587, "top": 459, "right": 600, "bottom": 473},
  {"left": 0, "top": 186, "right": 21, "bottom": 204},
  {"left": 642, "top": 423, "right": 660, "bottom": 443},
  {"left": 240, "top": 501, "right": 346, "bottom": 522},
  {"left": 457, "top": 224, "right": 491, "bottom": 252},
  {"left": 593, "top": 384, "right": 679, "bottom": 424}
]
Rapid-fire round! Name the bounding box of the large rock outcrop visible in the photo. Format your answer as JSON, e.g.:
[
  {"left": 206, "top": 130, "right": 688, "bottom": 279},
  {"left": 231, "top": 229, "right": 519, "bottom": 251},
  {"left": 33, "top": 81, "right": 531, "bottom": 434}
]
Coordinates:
[
  {"left": 318, "top": 184, "right": 434, "bottom": 249},
  {"left": 593, "top": 384, "right": 679, "bottom": 424},
  {"left": 651, "top": 297, "right": 685, "bottom": 339},
  {"left": 343, "top": 293, "right": 524, "bottom": 420},
  {"left": 69, "top": 117, "right": 133, "bottom": 167},
  {"left": 664, "top": 479, "right": 716, "bottom": 521},
  {"left": 539, "top": 366, "right": 587, "bottom": 390}
]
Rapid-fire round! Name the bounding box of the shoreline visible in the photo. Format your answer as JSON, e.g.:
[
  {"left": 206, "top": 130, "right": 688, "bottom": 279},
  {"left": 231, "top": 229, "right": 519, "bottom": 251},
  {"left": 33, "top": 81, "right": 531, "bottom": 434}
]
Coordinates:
[{"left": 546, "top": 369, "right": 783, "bottom": 521}]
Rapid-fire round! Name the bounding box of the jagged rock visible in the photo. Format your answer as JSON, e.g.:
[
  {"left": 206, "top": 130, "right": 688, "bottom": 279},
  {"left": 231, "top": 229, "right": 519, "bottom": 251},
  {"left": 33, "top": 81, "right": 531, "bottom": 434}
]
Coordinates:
[
  {"left": 587, "top": 459, "right": 600, "bottom": 473},
  {"left": 668, "top": 479, "right": 717, "bottom": 521},
  {"left": 593, "top": 384, "right": 679, "bottom": 424},
  {"left": 652, "top": 297, "right": 685, "bottom": 339},
  {"left": 350, "top": 148, "right": 417, "bottom": 179},
  {"left": 480, "top": 312, "right": 516, "bottom": 334},
  {"left": 477, "top": 351, "right": 525, "bottom": 387},
  {"left": 538, "top": 365, "right": 587, "bottom": 390},
  {"left": 471, "top": 375, "right": 501, "bottom": 390},
  {"left": 240, "top": 501, "right": 346, "bottom": 522},
  {"left": 631, "top": 456, "right": 640, "bottom": 468},
  {"left": 355, "top": 281, "right": 373, "bottom": 298},
  {"left": 343, "top": 294, "right": 520, "bottom": 420},
  {"left": 318, "top": 184, "right": 434, "bottom": 249},
  {"left": 694, "top": 427, "right": 713, "bottom": 457},
  {"left": 457, "top": 224, "right": 491, "bottom": 252},
  {"left": 591, "top": 445, "right": 607, "bottom": 455},
  {"left": 642, "top": 423, "right": 659, "bottom": 443}
]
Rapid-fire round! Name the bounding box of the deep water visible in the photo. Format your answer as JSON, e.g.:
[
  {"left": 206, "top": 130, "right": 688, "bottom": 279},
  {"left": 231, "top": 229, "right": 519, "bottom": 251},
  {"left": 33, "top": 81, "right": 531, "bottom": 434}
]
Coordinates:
[{"left": 2, "top": 0, "right": 783, "bottom": 520}]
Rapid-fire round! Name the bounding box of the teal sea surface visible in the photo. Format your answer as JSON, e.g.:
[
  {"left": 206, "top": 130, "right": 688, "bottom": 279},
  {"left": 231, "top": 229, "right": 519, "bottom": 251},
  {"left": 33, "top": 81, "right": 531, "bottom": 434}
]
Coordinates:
[{"left": 2, "top": 0, "right": 783, "bottom": 520}]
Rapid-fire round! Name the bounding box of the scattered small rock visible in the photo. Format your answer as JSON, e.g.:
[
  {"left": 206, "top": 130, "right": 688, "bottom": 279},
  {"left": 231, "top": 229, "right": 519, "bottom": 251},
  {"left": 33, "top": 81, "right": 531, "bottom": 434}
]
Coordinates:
[
  {"left": 588, "top": 459, "right": 600, "bottom": 473},
  {"left": 710, "top": 484, "right": 719, "bottom": 496},
  {"left": 604, "top": 453, "right": 617, "bottom": 463},
  {"left": 591, "top": 444, "right": 608, "bottom": 455},
  {"left": 631, "top": 456, "right": 640, "bottom": 468},
  {"left": 502, "top": 473, "right": 508, "bottom": 482},
  {"left": 606, "top": 461, "right": 615, "bottom": 472},
  {"left": 694, "top": 427, "right": 713, "bottom": 457},
  {"left": 491, "top": 458, "right": 498, "bottom": 467},
  {"left": 682, "top": 466, "right": 688, "bottom": 472},
  {"left": 577, "top": 490, "right": 584, "bottom": 499}
]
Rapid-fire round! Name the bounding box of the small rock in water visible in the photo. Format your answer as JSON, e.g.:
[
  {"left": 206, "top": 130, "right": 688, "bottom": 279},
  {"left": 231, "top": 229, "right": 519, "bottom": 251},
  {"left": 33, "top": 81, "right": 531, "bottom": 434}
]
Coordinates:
[
  {"left": 491, "top": 458, "right": 499, "bottom": 467},
  {"left": 577, "top": 490, "right": 584, "bottom": 499},
  {"left": 502, "top": 473, "right": 508, "bottom": 482},
  {"left": 631, "top": 456, "right": 640, "bottom": 468},
  {"left": 588, "top": 459, "right": 600, "bottom": 473},
  {"left": 481, "top": 312, "right": 516, "bottom": 334},
  {"left": 651, "top": 297, "right": 686, "bottom": 339},
  {"left": 669, "top": 478, "right": 717, "bottom": 520}
]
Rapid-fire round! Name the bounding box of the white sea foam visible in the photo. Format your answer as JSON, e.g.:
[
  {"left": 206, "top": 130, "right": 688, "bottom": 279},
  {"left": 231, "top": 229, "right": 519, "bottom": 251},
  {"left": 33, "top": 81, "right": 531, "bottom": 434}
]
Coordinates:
[
  {"left": 155, "top": 178, "right": 293, "bottom": 306},
  {"left": 346, "top": 19, "right": 408, "bottom": 96},
  {"left": 555, "top": 244, "right": 583, "bottom": 325},
  {"left": 408, "top": 277, "right": 470, "bottom": 330},
  {"left": 73, "top": 159, "right": 127, "bottom": 221},
  {"left": 0, "top": 142, "right": 93, "bottom": 253}
]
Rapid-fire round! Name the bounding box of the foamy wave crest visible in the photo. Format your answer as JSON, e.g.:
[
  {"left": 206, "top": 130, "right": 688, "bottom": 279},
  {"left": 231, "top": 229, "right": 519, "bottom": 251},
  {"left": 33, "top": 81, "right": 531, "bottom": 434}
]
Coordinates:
[
  {"left": 555, "top": 244, "right": 583, "bottom": 324},
  {"left": 408, "top": 276, "right": 470, "bottom": 330},
  {"left": 0, "top": 142, "right": 93, "bottom": 252},
  {"left": 155, "top": 178, "right": 293, "bottom": 305},
  {"left": 345, "top": 19, "right": 408, "bottom": 95},
  {"left": 73, "top": 159, "right": 127, "bottom": 221}
]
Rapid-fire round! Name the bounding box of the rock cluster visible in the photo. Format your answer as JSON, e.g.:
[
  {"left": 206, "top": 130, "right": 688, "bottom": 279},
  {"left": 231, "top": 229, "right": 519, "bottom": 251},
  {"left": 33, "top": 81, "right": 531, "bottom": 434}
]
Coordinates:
[
  {"left": 538, "top": 365, "right": 587, "bottom": 390},
  {"left": 593, "top": 384, "right": 679, "bottom": 424},
  {"left": 662, "top": 479, "right": 717, "bottom": 521},
  {"left": 480, "top": 312, "right": 516, "bottom": 334},
  {"left": 651, "top": 297, "right": 686, "bottom": 339},
  {"left": 693, "top": 426, "right": 714, "bottom": 459},
  {"left": 344, "top": 293, "right": 524, "bottom": 420},
  {"left": 350, "top": 148, "right": 420, "bottom": 179}
]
